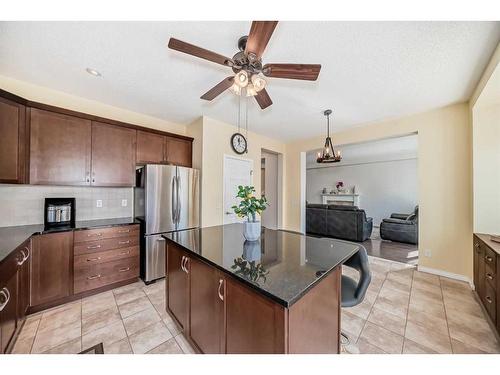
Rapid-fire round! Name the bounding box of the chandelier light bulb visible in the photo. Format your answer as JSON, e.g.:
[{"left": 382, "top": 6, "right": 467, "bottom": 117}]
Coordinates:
[
  {"left": 251, "top": 75, "right": 267, "bottom": 92},
  {"left": 230, "top": 83, "right": 242, "bottom": 95},
  {"left": 246, "top": 83, "right": 257, "bottom": 97},
  {"left": 234, "top": 70, "right": 249, "bottom": 88}
]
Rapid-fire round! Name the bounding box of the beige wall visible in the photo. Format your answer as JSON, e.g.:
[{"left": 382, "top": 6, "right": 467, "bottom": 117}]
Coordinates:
[
  {"left": 190, "top": 116, "right": 286, "bottom": 228},
  {"left": 284, "top": 103, "right": 473, "bottom": 279},
  {"left": 0, "top": 75, "right": 187, "bottom": 135}
]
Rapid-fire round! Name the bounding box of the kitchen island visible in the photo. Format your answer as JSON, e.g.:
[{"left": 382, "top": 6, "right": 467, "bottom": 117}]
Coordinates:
[{"left": 163, "top": 223, "right": 360, "bottom": 354}]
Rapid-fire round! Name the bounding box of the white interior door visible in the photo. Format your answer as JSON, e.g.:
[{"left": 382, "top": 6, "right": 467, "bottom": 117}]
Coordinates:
[{"left": 223, "top": 155, "right": 253, "bottom": 224}]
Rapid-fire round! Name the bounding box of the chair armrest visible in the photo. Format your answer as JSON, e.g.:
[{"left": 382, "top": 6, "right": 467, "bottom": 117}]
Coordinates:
[
  {"left": 390, "top": 213, "right": 409, "bottom": 220},
  {"left": 382, "top": 218, "right": 414, "bottom": 225}
]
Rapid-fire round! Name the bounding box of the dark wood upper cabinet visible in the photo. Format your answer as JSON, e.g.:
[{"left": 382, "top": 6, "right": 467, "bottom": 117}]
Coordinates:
[
  {"left": 136, "top": 130, "right": 166, "bottom": 164},
  {"left": 165, "top": 136, "right": 192, "bottom": 167},
  {"left": 31, "top": 231, "right": 73, "bottom": 307},
  {"left": 166, "top": 242, "right": 189, "bottom": 331},
  {"left": 0, "top": 97, "right": 26, "bottom": 184},
  {"left": 189, "top": 257, "right": 224, "bottom": 353},
  {"left": 91, "top": 121, "right": 136, "bottom": 186},
  {"left": 30, "top": 108, "right": 91, "bottom": 186}
]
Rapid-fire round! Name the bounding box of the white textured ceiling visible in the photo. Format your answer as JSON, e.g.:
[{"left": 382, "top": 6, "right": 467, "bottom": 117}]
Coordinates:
[{"left": 0, "top": 21, "right": 498, "bottom": 141}]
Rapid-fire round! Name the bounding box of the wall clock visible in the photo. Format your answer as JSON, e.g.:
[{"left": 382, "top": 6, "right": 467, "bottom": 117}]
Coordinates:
[{"left": 231, "top": 133, "right": 247, "bottom": 154}]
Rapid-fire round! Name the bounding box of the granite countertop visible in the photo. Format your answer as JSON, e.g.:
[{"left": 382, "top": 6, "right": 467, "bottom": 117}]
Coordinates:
[
  {"left": 0, "top": 217, "right": 139, "bottom": 264},
  {"left": 476, "top": 233, "right": 500, "bottom": 256},
  {"left": 163, "top": 223, "right": 360, "bottom": 307}
]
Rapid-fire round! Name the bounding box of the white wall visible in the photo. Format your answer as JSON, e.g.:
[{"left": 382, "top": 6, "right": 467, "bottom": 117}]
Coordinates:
[
  {"left": 0, "top": 185, "right": 133, "bottom": 227},
  {"left": 306, "top": 159, "right": 418, "bottom": 226}
]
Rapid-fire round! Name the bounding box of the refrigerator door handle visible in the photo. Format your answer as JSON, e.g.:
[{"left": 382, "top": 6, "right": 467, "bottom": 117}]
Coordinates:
[
  {"left": 176, "top": 175, "right": 181, "bottom": 225},
  {"left": 171, "top": 176, "right": 177, "bottom": 223}
]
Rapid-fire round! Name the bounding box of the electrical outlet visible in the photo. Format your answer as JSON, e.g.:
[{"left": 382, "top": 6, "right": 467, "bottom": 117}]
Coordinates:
[
  {"left": 424, "top": 249, "right": 432, "bottom": 257},
  {"left": 121, "top": 199, "right": 128, "bottom": 207},
  {"left": 96, "top": 199, "right": 103, "bottom": 208}
]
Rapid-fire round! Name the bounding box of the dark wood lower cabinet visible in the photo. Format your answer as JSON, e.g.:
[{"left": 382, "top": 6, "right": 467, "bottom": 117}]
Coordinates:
[
  {"left": 17, "top": 240, "right": 31, "bottom": 322},
  {"left": 165, "top": 240, "right": 341, "bottom": 354},
  {"left": 31, "top": 231, "right": 73, "bottom": 307},
  {"left": 0, "top": 271, "right": 18, "bottom": 353}
]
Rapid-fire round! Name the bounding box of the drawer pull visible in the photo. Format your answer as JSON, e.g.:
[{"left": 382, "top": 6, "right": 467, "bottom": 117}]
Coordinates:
[
  {"left": 485, "top": 296, "right": 493, "bottom": 304},
  {"left": 120, "top": 251, "right": 131, "bottom": 255},
  {"left": 474, "top": 243, "right": 479, "bottom": 248},
  {"left": 87, "top": 244, "right": 102, "bottom": 250},
  {"left": 486, "top": 273, "right": 494, "bottom": 280},
  {"left": 118, "top": 240, "right": 130, "bottom": 245},
  {"left": 118, "top": 229, "right": 130, "bottom": 233},
  {"left": 17, "top": 249, "right": 26, "bottom": 265},
  {"left": 0, "top": 287, "right": 10, "bottom": 311},
  {"left": 87, "top": 257, "right": 102, "bottom": 262},
  {"left": 485, "top": 256, "right": 493, "bottom": 262},
  {"left": 87, "top": 274, "right": 101, "bottom": 280},
  {"left": 118, "top": 267, "right": 130, "bottom": 272},
  {"left": 88, "top": 233, "right": 103, "bottom": 237},
  {"left": 218, "top": 279, "right": 224, "bottom": 301}
]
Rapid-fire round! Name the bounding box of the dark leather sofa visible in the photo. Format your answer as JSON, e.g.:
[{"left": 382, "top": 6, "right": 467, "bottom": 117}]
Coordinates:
[
  {"left": 380, "top": 206, "right": 419, "bottom": 244},
  {"left": 306, "top": 204, "right": 373, "bottom": 242}
]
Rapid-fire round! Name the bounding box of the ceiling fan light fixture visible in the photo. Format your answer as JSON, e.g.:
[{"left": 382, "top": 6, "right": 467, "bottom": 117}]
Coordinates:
[
  {"left": 234, "top": 70, "right": 249, "bottom": 88},
  {"left": 230, "top": 83, "right": 242, "bottom": 95},
  {"left": 245, "top": 83, "right": 258, "bottom": 97},
  {"left": 251, "top": 74, "right": 266, "bottom": 92}
]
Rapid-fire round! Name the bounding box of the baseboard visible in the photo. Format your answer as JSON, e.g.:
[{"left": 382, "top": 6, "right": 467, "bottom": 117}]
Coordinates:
[{"left": 417, "top": 265, "right": 473, "bottom": 288}]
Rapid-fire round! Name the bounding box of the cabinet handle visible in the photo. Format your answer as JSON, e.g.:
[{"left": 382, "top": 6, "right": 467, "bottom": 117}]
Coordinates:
[
  {"left": 218, "top": 279, "right": 224, "bottom": 301},
  {"left": 118, "top": 240, "right": 130, "bottom": 245},
  {"left": 118, "top": 229, "right": 130, "bottom": 233},
  {"left": 17, "top": 249, "right": 26, "bottom": 265},
  {"left": 184, "top": 258, "right": 189, "bottom": 274},
  {"left": 24, "top": 246, "right": 30, "bottom": 261},
  {"left": 485, "top": 296, "right": 493, "bottom": 304},
  {"left": 87, "top": 244, "right": 102, "bottom": 250},
  {"left": 485, "top": 256, "right": 493, "bottom": 262},
  {"left": 0, "top": 288, "right": 10, "bottom": 311},
  {"left": 87, "top": 274, "right": 101, "bottom": 280},
  {"left": 120, "top": 250, "right": 131, "bottom": 255},
  {"left": 118, "top": 267, "right": 130, "bottom": 272},
  {"left": 474, "top": 243, "right": 479, "bottom": 248},
  {"left": 88, "top": 233, "right": 102, "bottom": 237},
  {"left": 87, "top": 257, "right": 102, "bottom": 262},
  {"left": 486, "top": 273, "right": 494, "bottom": 280},
  {"left": 180, "top": 256, "right": 185, "bottom": 272}
]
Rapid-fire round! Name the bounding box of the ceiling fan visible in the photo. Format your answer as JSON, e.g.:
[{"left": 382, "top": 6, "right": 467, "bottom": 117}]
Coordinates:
[{"left": 168, "top": 21, "right": 321, "bottom": 110}]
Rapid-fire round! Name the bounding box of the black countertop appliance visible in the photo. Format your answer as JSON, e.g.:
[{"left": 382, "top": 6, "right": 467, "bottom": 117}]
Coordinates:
[{"left": 44, "top": 197, "right": 75, "bottom": 231}]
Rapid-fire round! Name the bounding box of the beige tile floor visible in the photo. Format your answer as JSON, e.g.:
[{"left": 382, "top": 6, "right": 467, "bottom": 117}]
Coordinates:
[
  {"left": 12, "top": 280, "right": 195, "bottom": 354},
  {"left": 11, "top": 257, "right": 500, "bottom": 354},
  {"left": 341, "top": 257, "right": 500, "bottom": 354}
]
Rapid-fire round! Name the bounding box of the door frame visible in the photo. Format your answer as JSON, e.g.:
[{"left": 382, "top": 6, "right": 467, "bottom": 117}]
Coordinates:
[{"left": 222, "top": 154, "right": 254, "bottom": 225}]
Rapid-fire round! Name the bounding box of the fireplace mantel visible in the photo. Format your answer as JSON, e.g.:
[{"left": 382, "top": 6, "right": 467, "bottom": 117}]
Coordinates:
[{"left": 321, "top": 193, "right": 360, "bottom": 206}]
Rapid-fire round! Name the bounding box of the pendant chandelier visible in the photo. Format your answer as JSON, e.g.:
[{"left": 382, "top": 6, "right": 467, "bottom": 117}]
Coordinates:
[{"left": 317, "top": 109, "right": 342, "bottom": 163}]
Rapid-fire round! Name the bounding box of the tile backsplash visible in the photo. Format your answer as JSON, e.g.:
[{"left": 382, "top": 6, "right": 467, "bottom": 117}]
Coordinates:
[{"left": 0, "top": 185, "right": 133, "bottom": 227}]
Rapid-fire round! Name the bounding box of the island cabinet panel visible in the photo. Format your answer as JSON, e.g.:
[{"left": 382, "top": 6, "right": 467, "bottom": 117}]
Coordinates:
[
  {"left": 0, "top": 97, "right": 26, "bottom": 184},
  {"left": 165, "top": 136, "right": 192, "bottom": 167},
  {"left": 0, "top": 272, "right": 18, "bottom": 353},
  {"left": 31, "top": 231, "right": 73, "bottom": 307},
  {"left": 136, "top": 130, "right": 166, "bottom": 164},
  {"left": 30, "top": 108, "right": 91, "bottom": 186},
  {"left": 189, "top": 257, "right": 224, "bottom": 354},
  {"left": 224, "top": 277, "right": 286, "bottom": 354},
  {"left": 167, "top": 242, "right": 189, "bottom": 331},
  {"left": 288, "top": 267, "right": 341, "bottom": 354},
  {"left": 17, "top": 239, "right": 31, "bottom": 322},
  {"left": 91, "top": 121, "right": 136, "bottom": 186}
]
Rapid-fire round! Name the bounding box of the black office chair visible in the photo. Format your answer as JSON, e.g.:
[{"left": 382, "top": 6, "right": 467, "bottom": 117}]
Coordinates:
[{"left": 340, "top": 246, "right": 371, "bottom": 344}]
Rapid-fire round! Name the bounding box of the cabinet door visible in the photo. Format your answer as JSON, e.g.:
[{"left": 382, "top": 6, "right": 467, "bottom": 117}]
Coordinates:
[
  {"left": 0, "top": 272, "right": 18, "bottom": 353},
  {"left": 91, "top": 121, "right": 136, "bottom": 186},
  {"left": 0, "top": 97, "right": 26, "bottom": 183},
  {"left": 165, "top": 136, "right": 192, "bottom": 167},
  {"left": 189, "top": 257, "right": 224, "bottom": 353},
  {"left": 30, "top": 108, "right": 91, "bottom": 185},
  {"left": 31, "top": 232, "right": 73, "bottom": 307},
  {"left": 136, "top": 130, "right": 165, "bottom": 164},
  {"left": 166, "top": 243, "right": 189, "bottom": 331},
  {"left": 225, "top": 277, "right": 285, "bottom": 354},
  {"left": 18, "top": 241, "right": 31, "bottom": 320}
]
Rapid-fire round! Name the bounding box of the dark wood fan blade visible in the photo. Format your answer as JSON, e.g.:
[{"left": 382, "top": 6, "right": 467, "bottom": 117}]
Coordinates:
[
  {"left": 245, "top": 21, "right": 278, "bottom": 59},
  {"left": 168, "top": 38, "right": 233, "bottom": 66},
  {"left": 262, "top": 63, "right": 321, "bottom": 81},
  {"left": 254, "top": 88, "right": 273, "bottom": 109},
  {"left": 200, "top": 77, "right": 234, "bottom": 101}
]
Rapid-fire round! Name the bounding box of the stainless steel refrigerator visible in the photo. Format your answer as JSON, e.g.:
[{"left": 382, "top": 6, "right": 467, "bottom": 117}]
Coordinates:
[{"left": 134, "top": 164, "right": 200, "bottom": 283}]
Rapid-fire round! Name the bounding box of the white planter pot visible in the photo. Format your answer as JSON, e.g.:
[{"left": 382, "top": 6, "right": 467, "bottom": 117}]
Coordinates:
[{"left": 243, "top": 221, "right": 261, "bottom": 242}]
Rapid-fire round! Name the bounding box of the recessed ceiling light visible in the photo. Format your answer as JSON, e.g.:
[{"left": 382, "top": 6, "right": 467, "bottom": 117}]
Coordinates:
[{"left": 86, "top": 68, "right": 102, "bottom": 77}]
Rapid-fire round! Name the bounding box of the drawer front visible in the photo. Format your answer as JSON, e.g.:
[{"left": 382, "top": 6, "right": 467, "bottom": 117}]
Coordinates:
[
  {"left": 484, "top": 245, "right": 497, "bottom": 275},
  {"left": 74, "top": 257, "right": 139, "bottom": 294},
  {"left": 483, "top": 281, "right": 497, "bottom": 324},
  {"left": 74, "top": 236, "right": 139, "bottom": 255},
  {"left": 74, "top": 224, "right": 139, "bottom": 243},
  {"left": 74, "top": 246, "right": 139, "bottom": 268}
]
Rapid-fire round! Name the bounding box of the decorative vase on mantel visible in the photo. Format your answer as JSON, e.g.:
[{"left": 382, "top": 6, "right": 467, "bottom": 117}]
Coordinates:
[{"left": 232, "top": 185, "right": 269, "bottom": 242}]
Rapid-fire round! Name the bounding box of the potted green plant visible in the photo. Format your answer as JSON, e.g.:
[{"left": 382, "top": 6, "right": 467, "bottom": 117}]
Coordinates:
[{"left": 231, "top": 185, "right": 268, "bottom": 241}]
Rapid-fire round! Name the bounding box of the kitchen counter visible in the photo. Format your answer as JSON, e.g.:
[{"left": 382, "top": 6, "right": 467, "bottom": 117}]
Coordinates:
[
  {"left": 475, "top": 233, "right": 500, "bottom": 255},
  {"left": 163, "top": 223, "right": 360, "bottom": 307},
  {"left": 0, "top": 217, "right": 138, "bottom": 264}
]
